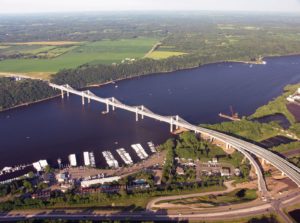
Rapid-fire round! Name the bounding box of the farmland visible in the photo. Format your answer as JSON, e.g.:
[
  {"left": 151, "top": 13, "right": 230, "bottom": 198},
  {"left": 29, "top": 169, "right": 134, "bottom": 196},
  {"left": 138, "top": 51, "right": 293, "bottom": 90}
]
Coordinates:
[
  {"left": 0, "top": 38, "right": 158, "bottom": 77},
  {"left": 146, "top": 50, "right": 186, "bottom": 59}
]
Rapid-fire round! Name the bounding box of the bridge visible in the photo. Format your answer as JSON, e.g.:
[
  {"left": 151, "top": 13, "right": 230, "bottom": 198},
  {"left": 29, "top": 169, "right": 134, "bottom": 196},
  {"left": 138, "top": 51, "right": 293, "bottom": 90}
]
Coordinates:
[{"left": 50, "top": 83, "right": 300, "bottom": 198}]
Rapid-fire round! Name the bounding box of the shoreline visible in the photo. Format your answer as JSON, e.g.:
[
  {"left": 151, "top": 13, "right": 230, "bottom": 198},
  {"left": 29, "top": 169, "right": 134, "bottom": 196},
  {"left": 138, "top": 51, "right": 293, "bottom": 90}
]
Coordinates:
[{"left": 1, "top": 53, "right": 300, "bottom": 113}]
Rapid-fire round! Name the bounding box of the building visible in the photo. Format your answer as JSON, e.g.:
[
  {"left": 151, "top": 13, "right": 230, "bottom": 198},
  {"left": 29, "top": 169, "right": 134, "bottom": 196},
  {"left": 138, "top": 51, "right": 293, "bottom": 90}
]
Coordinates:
[
  {"left": 56, "top": 172, "right": 69, "bottom": 183},
  {"left": 234, "top": 168, "right": 241, "bottom": 176},
  {"left": 221, "top": 168, "right": 231, "bottom": 177},
  {"left": 176, "top": 166, "right": 185, "bottom": 175},
  {"left": 81, "top": 176, "right": 120, "bottom": 188}
]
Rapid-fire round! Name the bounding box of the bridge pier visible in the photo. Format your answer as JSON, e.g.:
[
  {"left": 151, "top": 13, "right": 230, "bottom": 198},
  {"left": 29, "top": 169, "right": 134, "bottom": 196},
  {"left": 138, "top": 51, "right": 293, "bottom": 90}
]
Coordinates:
[
  {"left": 176, "top": 115, "right": 179, "bottom": 129},
  {"left": 61, "top": 90, "right": 64, "bottom": 99},
  {"left": 141, "top": 106, "right": 144, "bottom": 119},
  {"left": 112, "top": 98, "right": 115, "bottom": 111},
  {"left": 225, "top": 143, "right": 231, "bottom": 150},
  {"left": 170, "top": 117, "right": 174, "bottom": 132},
  {"left": 67, "top": 91, "right": 70, "bottom": 98},
  {"left": 88, "top": 97, "right": 91, "bottom": 103},
  {"left": 106, "top": 100, "right": 109, "bottom": 113},
  {"left": 136, "top": 107, "right": 139, "bottom": 121},
  {"left": 82, "top": 96, "right": 85, "bottom": 105}
]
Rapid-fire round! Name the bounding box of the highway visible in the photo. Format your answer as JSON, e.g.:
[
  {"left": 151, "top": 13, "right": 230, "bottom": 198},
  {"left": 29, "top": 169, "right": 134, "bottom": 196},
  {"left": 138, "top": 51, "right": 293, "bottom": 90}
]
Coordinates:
[{"left": 49, "top": 83, "right": 300, "bottom": 189}]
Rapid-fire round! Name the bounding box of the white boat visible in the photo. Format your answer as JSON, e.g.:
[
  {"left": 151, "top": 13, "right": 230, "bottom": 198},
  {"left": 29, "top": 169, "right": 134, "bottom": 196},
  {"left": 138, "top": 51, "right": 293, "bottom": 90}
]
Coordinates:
[
  {"left": 147, "top": 141, "right": 156, "bottom": 153},
  {"left": 131, "top": 144, "right": 148, "bottom": 160},
  {"left": 102, "top": 151, "right": 119, "bottom": 168},
  {"left": 116, "top": 148, "right": 133, "bottom": 165}
]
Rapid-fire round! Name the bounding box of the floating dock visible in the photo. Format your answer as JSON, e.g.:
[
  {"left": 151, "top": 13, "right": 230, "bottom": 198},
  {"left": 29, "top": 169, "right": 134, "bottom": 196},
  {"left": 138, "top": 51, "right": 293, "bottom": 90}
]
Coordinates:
[
  {"left": 147, "top": 141, "right": 156, "bottom": 153},
  {"left": 68, "top": 154, "right": 77, "bottom": 167},
  {"left": 83, "top": 152, "right": 90, "bottom": 166},
  {"left": 89, "top": 152, "right": 96, "bottom": 167},
  {"left": 83, "top": 151, "right": 96, "bottom": 167},
  {"left": 131, "top": 144, "right": 148, "bottom": 160},
  {"left": 218, "top": 113, "right": 241, "bottom": 121},
  {"left": 116, "top": 148, "right": 133, "bottom": 165},
  {"left": 102, "top": 151, "right": 119, "bottom": 168}
]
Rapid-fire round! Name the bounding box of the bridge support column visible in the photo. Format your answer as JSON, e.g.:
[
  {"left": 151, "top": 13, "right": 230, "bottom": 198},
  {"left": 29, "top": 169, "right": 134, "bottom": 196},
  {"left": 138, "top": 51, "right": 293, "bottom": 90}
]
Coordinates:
[
  {"left": 170, "top": 117, "right": 174, "bottom": 132},
  {"left": 112, "top": 98, "right": 115, "bottom": 111},
  {"left": 225, "top": 143, "right": 229, "bottom": 150},
  {"left": 67, "top": 91, "right": 69, "bottom": 98},
  {"left": 61, "top": 90, "right": 64, "bottom": 99},
  {"left": 88, "top": 97, "right": 91, "bottom": 103},
  {"left": 141, "top": 106, "right": 144, "bottom": 119},
  {"left": 106, "top": 102, "right": 109, "bottom": 113},
  {"left": 176, "top": 115, "right": 179, "bottom": 129},
  {"left": 82, "top": 96, "right": 85, "bottom": 105},
  {"left": 136, "top": 107, "right": 139, "bottom": 121},
  {"left": 281, "top": 172, "right": 285, "bottom": 177},
  {"left": 262, "top": 159, "right": 265, "bottom": 165}
]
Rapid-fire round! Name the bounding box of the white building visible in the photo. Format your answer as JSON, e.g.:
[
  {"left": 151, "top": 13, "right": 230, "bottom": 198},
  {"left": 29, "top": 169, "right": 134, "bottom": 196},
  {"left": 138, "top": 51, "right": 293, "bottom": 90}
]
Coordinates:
[{"left": 81, "top": 176, "right": 121, "bottom": 188}]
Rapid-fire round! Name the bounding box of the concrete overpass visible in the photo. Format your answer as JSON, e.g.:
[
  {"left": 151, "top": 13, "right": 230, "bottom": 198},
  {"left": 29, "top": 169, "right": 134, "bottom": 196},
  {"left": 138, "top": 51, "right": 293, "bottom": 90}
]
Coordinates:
[{"left": 49, "top": 83, "right": 300, "bottom": 196}]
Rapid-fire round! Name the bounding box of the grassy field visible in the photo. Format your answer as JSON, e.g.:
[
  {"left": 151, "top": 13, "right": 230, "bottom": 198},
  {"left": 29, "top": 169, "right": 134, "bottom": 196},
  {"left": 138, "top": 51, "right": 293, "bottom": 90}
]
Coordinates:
[
  {"left": 158, "top": 188, "right": 257, "bottom": 207},
  {"left": 146, "top": 50, "right": 186, "bottom": 59},
  {"left": 0, "top": 38, "right": 158, "bottom": 75}
]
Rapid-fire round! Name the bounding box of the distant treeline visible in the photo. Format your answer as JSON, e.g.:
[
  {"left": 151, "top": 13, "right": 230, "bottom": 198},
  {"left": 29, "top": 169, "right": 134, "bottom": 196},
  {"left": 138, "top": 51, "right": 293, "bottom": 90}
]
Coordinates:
[{"left": 0, "top": 78, "right": 56, "bottom": 111}]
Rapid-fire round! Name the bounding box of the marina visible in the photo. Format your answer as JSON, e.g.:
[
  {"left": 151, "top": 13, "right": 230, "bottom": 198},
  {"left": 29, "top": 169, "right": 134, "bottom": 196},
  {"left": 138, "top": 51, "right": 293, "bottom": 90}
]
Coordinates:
[
  {"left": 102, "top": 151, "right": 119, "bottom": 168},
  {"left": 131, "top": 144, "right": 148, "bottom": 160},
  {"left": 116, "top": 148, "right": 133, "bottom": 165}
]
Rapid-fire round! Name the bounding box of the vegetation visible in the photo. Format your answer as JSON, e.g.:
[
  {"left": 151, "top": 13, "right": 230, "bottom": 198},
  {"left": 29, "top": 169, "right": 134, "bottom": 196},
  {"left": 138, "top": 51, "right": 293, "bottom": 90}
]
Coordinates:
[
  {"left": 203, "top": 119, "right": 280, "bottom": 142},
  {"left": 250, "top": 84, "right": 300, "bottom": 124},
  {"left": 0, "top": 77, "right": 55, "bottom": 111},
  {"left": 289, "top": 156, "right": 300, "bottom": 168},
  {"left": 161, "top": 188, "right": 257, "bottom": 206},
  {"left": 0, "top": 183, "right": 224, "bottom": 212},
  {"left": 146, "top": 51, "right": 186, "bottom": 59},
  {"left": 270, "top": 141, "right": 300, "bottom": 153}
]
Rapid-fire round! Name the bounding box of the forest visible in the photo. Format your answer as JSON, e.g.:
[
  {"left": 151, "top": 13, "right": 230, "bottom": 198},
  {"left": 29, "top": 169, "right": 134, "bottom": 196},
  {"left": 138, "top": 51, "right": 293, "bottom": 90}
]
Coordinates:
[{"left": 0, "top": 78, "right": 56, "bottom": 111}]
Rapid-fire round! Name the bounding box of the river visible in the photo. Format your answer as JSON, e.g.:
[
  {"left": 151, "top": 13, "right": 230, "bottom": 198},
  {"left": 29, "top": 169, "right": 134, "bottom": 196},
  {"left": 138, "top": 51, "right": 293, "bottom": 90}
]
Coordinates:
[{"left": 1, "top": 55, "right": 300, "bottom": 168}]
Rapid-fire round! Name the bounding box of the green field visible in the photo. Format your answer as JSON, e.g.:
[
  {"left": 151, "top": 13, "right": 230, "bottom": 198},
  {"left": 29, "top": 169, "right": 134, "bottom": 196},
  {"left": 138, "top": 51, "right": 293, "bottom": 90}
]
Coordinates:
[
  {"left": 146, "top": 50, "right": 186, "bottom": 59},
  {"left": 0, "top": 38, "right": 158, "bottom": 74},
  {"left": 160, "top": 188, "right": 257, "bottom": 206}
]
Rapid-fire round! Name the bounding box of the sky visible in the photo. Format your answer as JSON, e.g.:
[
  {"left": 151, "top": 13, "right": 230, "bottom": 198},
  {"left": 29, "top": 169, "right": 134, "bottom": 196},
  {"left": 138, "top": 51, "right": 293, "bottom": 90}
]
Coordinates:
[{"left": 1, "top": 0, "right": 300, "bottom": 14}]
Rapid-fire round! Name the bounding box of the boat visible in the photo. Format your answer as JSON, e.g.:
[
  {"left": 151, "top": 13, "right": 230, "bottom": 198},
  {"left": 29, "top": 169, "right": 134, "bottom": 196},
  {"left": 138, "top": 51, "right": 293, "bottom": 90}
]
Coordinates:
[
  {"left": 147, "top": 141, "right": 156, "bottom": 153},
  {"left": 116, "top": 148, "right": 133, "bottom": 165},
  {"left": 102, "top": 151, "right": 119, "bottom": 168},
  {"left": 131, "top": 144, "right": 148, "bottom": 160}
]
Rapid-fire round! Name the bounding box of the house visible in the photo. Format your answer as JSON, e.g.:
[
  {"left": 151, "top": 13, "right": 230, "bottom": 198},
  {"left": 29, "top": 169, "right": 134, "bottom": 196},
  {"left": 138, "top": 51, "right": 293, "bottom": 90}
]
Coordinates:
[
  {"left": 221, "top": 168, "right": 231, "bottom": 177},
  {"left": 234, "top": 168, "right": 241, "bottom": 176},
  {"left": 176, "top": 166, "right": 185, "bottom": 175},
  {"left": 56, "top": 172, "right": 69, "bottom": 183}
]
